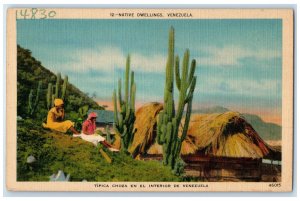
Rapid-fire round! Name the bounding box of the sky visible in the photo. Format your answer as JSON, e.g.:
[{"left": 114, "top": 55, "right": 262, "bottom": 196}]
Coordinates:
[{"left": 17, "top": 19, "right": 282, "bottom": 124}]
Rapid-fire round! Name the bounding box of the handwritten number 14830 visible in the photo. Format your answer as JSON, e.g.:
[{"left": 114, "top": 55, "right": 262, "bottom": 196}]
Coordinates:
[{"left": 16, "top": 9, "right": 56, "bottom": 19}]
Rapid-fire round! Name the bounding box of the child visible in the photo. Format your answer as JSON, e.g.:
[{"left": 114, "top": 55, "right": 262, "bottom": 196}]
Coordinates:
[{"left": 74, "top": 112, "right": 119, "bottom": 152}]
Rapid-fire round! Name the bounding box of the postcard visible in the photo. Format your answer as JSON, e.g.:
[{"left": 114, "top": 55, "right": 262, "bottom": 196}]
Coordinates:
[{"left": 6, "top": 8, "right": 294, "bottom": 192}]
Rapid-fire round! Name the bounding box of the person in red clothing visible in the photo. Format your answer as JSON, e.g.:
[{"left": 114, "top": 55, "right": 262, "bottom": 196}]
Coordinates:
[
  {"left": 82, "top": 112, "right": 98, "bottom": 135},
  {"left": 74, "top": 112, "right": 119, "bottom": 152}
]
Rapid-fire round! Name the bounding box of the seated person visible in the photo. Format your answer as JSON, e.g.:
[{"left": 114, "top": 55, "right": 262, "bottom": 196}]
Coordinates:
[
  {"left": 43, "top": 99, "right": 80, "bottom": 134},
  {"left": 73, "top": 112, "right": 119, "bottom": 152}
]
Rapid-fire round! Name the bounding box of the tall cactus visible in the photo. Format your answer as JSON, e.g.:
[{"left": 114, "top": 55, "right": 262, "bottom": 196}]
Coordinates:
[
  {"left": 112, "top": 55, "right": 136, "bottom": 151},
  {"left": 157, "top": 27, "right": 197, "bottom": 171},
  {"left": 28, "top": 81, "right": 42, "bottom": 116},
  {"left": 105, "top": 125, "right": 113, "bottom": 144},
  {"left": 46, "top": 73, "right": 68, "bottom": 108},
  {"left": 54, "top": 72, "right": 61, "bottom": 99},
  {"left": 61, "top": 75, "right": 68, "bottom": 100},
  {"left": 46, "top": 83, "right": 53, "bottom": 110}
]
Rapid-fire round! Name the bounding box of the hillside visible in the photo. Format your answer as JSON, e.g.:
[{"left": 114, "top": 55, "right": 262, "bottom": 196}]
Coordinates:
[
  {"left": 17, "top": 119, "right": 179, "bottom": 181},
  {"left": 193, "top": 106, "right": 281, "bottom": 141},
  {"left": 17, "top": 45, "right": 102, "bottom": 121}
]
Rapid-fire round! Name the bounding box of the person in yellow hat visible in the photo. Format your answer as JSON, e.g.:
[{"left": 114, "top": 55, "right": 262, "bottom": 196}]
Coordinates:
[{"left": 43, "top": 98, "right": 80, "bottom": 134}]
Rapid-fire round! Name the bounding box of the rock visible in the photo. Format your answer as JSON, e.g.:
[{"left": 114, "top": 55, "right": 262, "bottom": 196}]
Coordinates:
[
  {"left": 82, "top": 179, "right": 87, "bottom": 182},
  {"left": 26, "top": 155, "right": 36, "bottom": 164},
  {"left": 49, "top": 170, "right": 70, "bottom": 182},
  {"left": 17, "top": 116, "right": 23, "bottom": 121}
]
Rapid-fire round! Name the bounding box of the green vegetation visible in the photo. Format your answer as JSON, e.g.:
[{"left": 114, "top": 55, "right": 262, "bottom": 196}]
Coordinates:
[
  {"left": 27, "top": 80, "right": 42, "bottom": 117},
  {"left": 157, "top": 27, "right": 197, "bottom": 173},
  {"left": 112, "top": 55, "right": 136, "bottom": 151},
  {"left": 17, "top": 119, "right": 179, "bottom": 182},
  {"left": 105, "top": 125, "right": 114, "bottom": 144},
  {"left": 46, "top": 72, "right": 69, "bottom": 109},
  {"left": 72, "top": 105, "right": 90, "bottom": 131},
  {"left": 17, "top": 45, "right": 102, "bottom": 122}
]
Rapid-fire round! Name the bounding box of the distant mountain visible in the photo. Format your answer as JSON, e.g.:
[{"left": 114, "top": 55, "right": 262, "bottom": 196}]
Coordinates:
[
  {"left": 192, "top": 106, "right": 230, "bottom": 114},
  {"left": 193, "top": 106, "right": 281, "bottom": 141},
  {"left": 241, "top": 113, "right": 281, "bottom": 141}
]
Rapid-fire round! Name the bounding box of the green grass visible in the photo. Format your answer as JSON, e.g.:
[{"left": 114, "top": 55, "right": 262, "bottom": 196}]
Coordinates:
[{"left": 17, "top": 119, "right": 180, "bottom": 182}]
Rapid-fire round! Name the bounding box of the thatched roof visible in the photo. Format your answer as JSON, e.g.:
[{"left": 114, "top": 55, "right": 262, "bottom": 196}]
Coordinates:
[
  {"left": 128, "top": 102, "right": 163, "bottom": 158},
  {"left": 180, "top": 112, "right": 270, "bottom": 158},
  {"left": 130, "top": 102, "right": 277, "bottom": 159}
]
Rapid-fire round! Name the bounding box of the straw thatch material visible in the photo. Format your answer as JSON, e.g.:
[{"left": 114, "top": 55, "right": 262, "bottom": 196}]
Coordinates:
[
  {"left": 130, "top": 102, "right": 274, "bottom": 159},
  {"left": 128, "top": 102, "right": 163, "bottom": 158},
  {"left": 182, "top": 112, "right": 270, "bottom": 158}
]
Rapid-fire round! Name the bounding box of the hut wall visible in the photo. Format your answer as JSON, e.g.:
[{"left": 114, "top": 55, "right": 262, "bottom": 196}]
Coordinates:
[
  {"left": 140, "top": 154, "right": 263, "bottom": 182},
  {"left": 261, "top": 163, "right": 281, "bottom": 182},
  {"left": 183, "top": 155, "right": 262, "bottom": 181},
  {"left": 96, "top": 123, "right": 114, "bottom": 133}
]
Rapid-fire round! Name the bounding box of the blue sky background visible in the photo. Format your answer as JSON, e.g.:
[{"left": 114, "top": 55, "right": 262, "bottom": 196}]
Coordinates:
[{"left": 17, "top": 19, "right": 282, "bottom": 123}]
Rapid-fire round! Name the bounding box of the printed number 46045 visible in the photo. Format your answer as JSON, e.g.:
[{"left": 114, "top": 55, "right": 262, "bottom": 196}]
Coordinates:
[
  {"left": 16, "top": 9, "right": 56, "bottom": 19},
  {"left": 269, "top": 183, "right": 281, "bottom": 187}
]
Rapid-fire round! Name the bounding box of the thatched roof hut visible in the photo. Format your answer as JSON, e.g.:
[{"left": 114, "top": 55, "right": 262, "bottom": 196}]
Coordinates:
[
  {"left": 129, "top": 102, "right": 279, "bottom": 159},
  {"left": 128, "top": 102, "right": 163, "bottom": 158},
  {"left": 180, "top": 112, "right": 270, "bottom": 158}
]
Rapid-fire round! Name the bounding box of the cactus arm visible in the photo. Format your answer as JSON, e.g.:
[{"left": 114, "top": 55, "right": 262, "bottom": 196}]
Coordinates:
[
  {"left": 35, "top": 81, "right": 42, "bottom": 104},
  {"left": 28, "top": 89, "right": 33, "bottom": 114},
  {"left": 47, "top": 83, "right": 53, "bottom": 110},
  {"left": 130, "top": 71, "right": 134, "bottom": 95},
  {"left": 181, "top": 49, "right": 190, "bottom": 85},
  {"left": 51, "top": 94, "right": 55, "bottom": 107},
  {"left": 130, "top": 83, "right": 136, "bottom": 113},
  {"left": 181, "top": 96, "right": 193, "bottom": 142},
  {"left": 175, "top": 55, "right": 181, "bottom": 90},
  {"left": 121, "top": 125, "right": 127, "bottom": 137},
  {"left": 125, "top": 103, "right": 131, "bottom": 120},
  {"left": 55, "top": 73, "right": 61, "bottom": 99},
  {"left": 168, "top": 27, "right": 175, "bottom": 71},
  {"left": 188, "top": 59, "right": 196, "bottom": 86},
  {"left": 118, "top": 78, "right": 122, "bottom": 108},
  {"left": 128, "top": 121, "right": 136, "bottom": 147},
  {"left": 113, "top": 124, "right": 121, "bottom": 136},
  {"left": 112, "top": 90, "right": 119, "bottom": 126},
  {"left": 28, "top": 81, "right": 42, "bottom": 116},
  {"left": 185, "top": 76, "right": 197, "bottom": 103},
  {"left": 32, "top": 81, "right": 42, "bottom": 115},
  {"left": 118, "top": 113, "right": 124, "bottom": 129},
  {"left": 105, "top": 125, "right": 112, "bottom": 144},
  {"left": 125, "top": 55, "right": 130, "bottom": 104},
  {"left": 157, "top": 112, "right": 164, "bottom": 144},
  {"left": 61, "top": 76, "right": 68, "bottom": 100},
  {"left": 130, "top": 71, "right": 135, "bottom": 111},
  {"left": 164, "top": 27, "right": 175, "bottom": 108}
]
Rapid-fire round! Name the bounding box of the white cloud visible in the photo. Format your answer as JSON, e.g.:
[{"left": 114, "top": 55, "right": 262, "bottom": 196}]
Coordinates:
[
  {"left": 196, "top": 45, "right": 281, "bottom": 67},
  {"left": 53, "top": 46, "right": 167, "bottom": 73},
  {"left": 65, "top": 46, "right": 125, "bottom": 73},
  {"left": 196, "top": 75, "right": 281, "bottom": 97},
  {"left": 131, "top": 53, "right": 166, "bottom": 73},
  {"left": 48, "top": 45, "right": 280, "bottom": 74}
]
